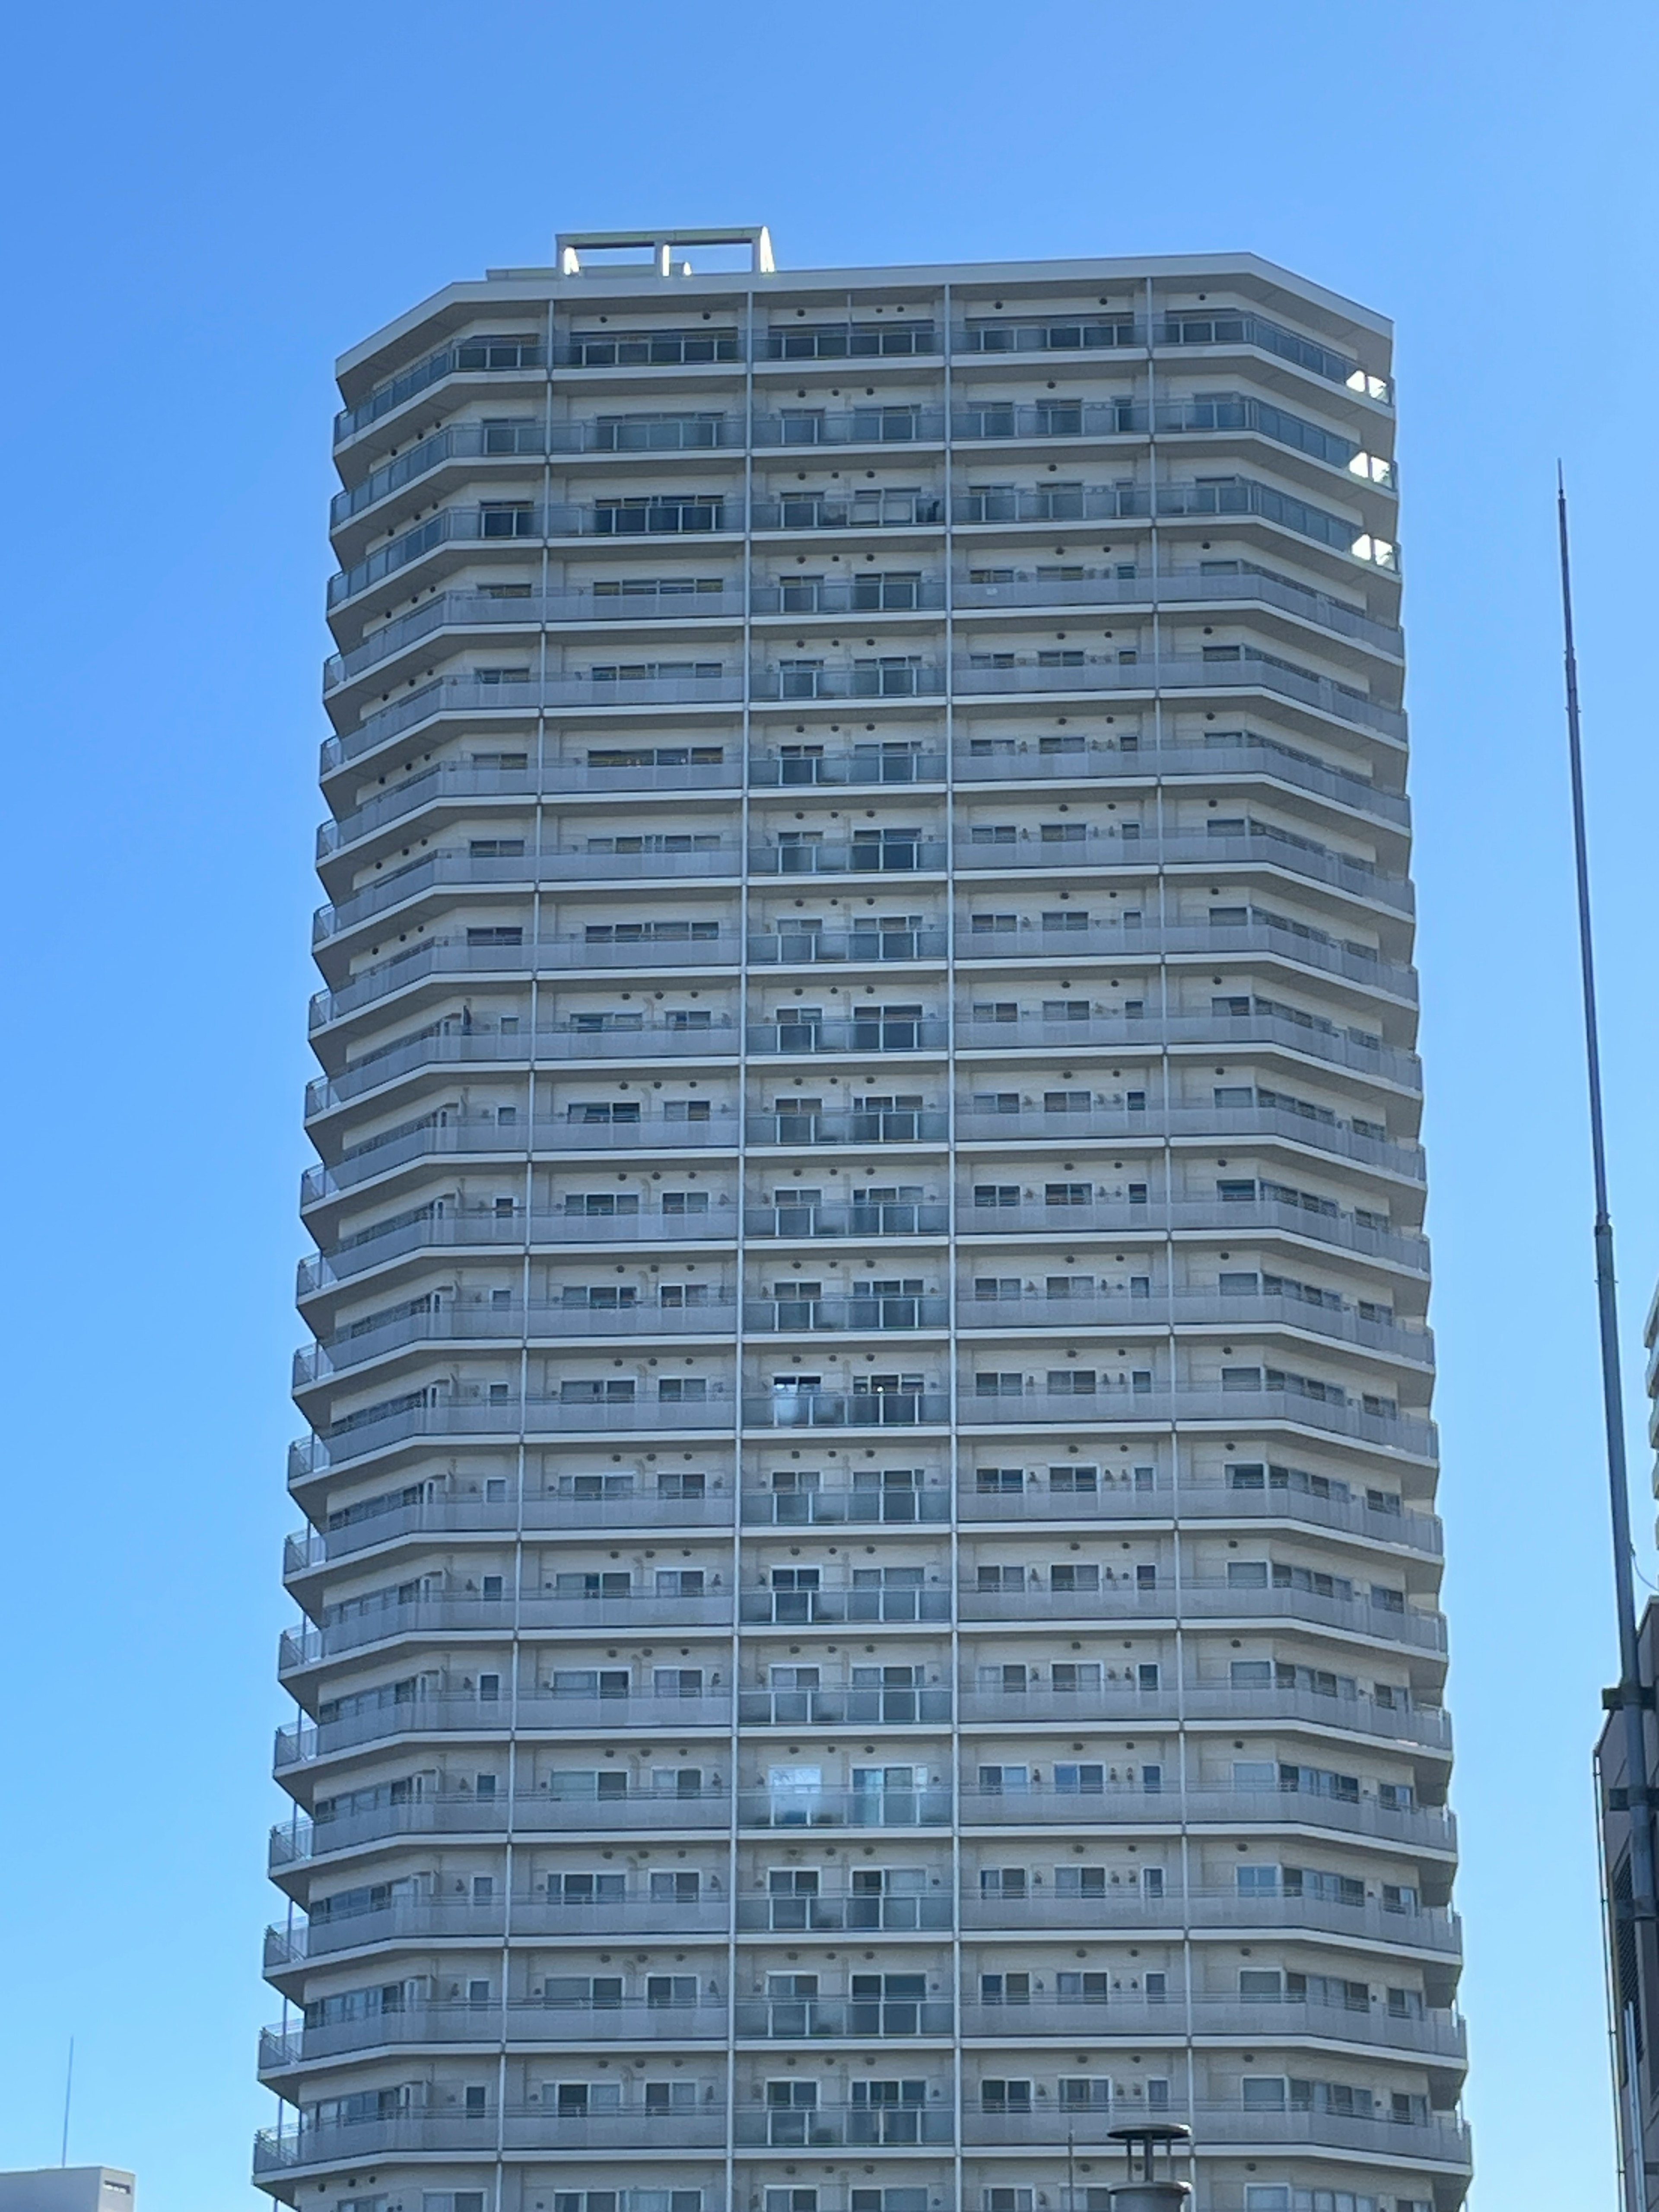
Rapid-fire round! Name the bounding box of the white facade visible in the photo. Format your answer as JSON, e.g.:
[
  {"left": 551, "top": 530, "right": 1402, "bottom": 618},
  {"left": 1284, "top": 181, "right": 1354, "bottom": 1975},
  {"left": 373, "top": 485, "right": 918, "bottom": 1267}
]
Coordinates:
[
  {"left": 259, "top": 232, "right": 1468, "bottom": 2212},
  {"left": 0, "top": 2172, "right": 136, "bottom": 2212}
]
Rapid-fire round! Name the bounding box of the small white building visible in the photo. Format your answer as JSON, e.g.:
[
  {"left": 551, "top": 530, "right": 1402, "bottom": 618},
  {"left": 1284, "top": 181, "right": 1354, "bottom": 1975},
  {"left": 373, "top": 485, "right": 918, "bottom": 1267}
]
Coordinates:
[{"left": 0, "top": 2172, "right": 134, "bottom": 2212}]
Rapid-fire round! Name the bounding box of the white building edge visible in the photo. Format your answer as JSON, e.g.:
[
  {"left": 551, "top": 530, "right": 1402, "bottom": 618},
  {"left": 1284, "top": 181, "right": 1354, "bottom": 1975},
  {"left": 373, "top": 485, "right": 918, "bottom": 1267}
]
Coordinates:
[{"left": 258, "top": 228, "right": 1469, "bottom": 2212}]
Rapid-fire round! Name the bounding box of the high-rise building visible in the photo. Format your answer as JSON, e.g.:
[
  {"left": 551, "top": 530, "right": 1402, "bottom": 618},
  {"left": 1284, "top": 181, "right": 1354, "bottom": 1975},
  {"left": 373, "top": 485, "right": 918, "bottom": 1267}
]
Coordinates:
[
  {"left": 257, "top": 230, "right": 1470, "bottom": 2212},
  {"left": 1595, "top": 1279, "right": 1659, "bottom": 2212}
]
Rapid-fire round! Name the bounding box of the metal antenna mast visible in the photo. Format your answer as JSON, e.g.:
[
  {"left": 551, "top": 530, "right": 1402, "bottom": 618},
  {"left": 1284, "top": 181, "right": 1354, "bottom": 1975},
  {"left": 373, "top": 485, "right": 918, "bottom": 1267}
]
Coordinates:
[{"left": 1559, "top": 470, "right": 1659, "bottom": 2197}]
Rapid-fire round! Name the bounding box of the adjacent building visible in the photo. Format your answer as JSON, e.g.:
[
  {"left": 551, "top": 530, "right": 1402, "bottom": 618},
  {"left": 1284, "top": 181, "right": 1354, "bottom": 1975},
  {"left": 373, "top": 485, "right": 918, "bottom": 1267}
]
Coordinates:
[
  {"left": 1595, "top": 1282, "right": 1659, "bottom": 2212},
  {"left": 0, "top": 2172, "right": 136, "bottom": 2212},
  {"left": 257, "top": 229, "right": 1469, "bottom": 2212}
]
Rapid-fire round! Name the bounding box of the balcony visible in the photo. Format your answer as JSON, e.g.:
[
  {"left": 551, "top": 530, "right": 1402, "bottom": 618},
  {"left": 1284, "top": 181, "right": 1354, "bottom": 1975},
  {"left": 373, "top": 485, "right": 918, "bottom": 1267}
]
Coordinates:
[
  {"left": 747, "top": 1108, "right": 949, "bottom": 1147},
  {"left": 747, "top": 747, "right": 947, "bottom": 788},
  {"left": 312, "top": 829, "right": 1406, "bottom": 942},
  {"left": 298, "top": 1209, "right": 735, "bottom": 1296},
  {"left": 953, "top": 479, "right": 1395, "bottom": 574},
  {"left": 334, "top": 336, "right": 547, "bottom": 442},
  {"left": 278, "top": 1588, "right": 734, "bottom": 1669},
  {"left": 310, "top": 936, "right": 741, "bottom": 1027},
  {"left": 737, "top": 1585, "right": 952, "bottom": 1627},
  {"left": 296, "top": 1296, "right": 739, "bottom": 1383},
  {"left": 329, "top": 579, "right": 752, "bottom": 685},
  {"left": 304, "top": 1112, "right": 739, "bottom": 1201},
  {"left": 315, "top": 844, "right": 743, "bottom": 939},
  {"left": 957, "top": 919, "right": 1416, "bottom": 1004},
  {"left": 744, "top": 1294, "right": 950, "bottom": 1334},
  {"left": 956, "top": 828, "right": 1411, "bottom": 913},
  {"left": 748, "top": 1200, "right": 948, "bottom": 1240},
  {"left": 953, "top": 1103, "right": 1424, "bottom": 1184},
  {"left": 271, "top": 1786, "right": 733, "bottom": 1866},
  {"left": 267, "top": 1891, "right": 729, "bottom": 1967},
  {"left": 954, "top": 1011, "right": 1420, "bottom": 1091},
  {"left": 957, "top": 1682, "right": 1449, "bottom": 1751},
  {"left": 298, "top": 1189, "right": 1426, "bottom": 1298},
  {"left": 263, "top": 1883, "right": 1459, "bottom": 1974},
  {"left": 735, "top": 1891, "right": 954, "bottom": 1933},
  {"left": 329, "top": 663, "right": 745, "bottom": 766},
  {"left": 953, "top": 652, "right": 1404, "bottom": 742},
  {"left": 286, "top": 1392, "right": 737, "bottom": 1475},
  {"left": 751, "top": 406, "right": 949, "bottom": 448},
  {"left": 331, "top": 418, "right": 549, "bottom": 529},
  {"left": 956, "top": 1785, "right": 1455, "bottom": 1851},
  {"left": 274, "top": 1690, "right": 732, "bottom": 1767},
  {"left": 322, "top": 563, "right": 1402, "bottom": 700},
  {"left": 750, "top": 491, "right": 944, "bottom": 532},
  {"left": 747, "top": 838, "right": 949, "bottom": 877},
  {"left": 953, "top": 1885, "right": 1462, "bottom": 1951},
  {"left": 1188, "top": 2104, "right": 1468, "bottom": 2166},
  {"left": 733, "top": 1997, "right": 954, "bottom": 2040},
  {"left": 749, "top": 928, "right": 948, "bottom": 966},
  {"left": 742, "top": 1483, "right": 952, "bottom": 1528},
  {"left": 255, "top": 2110, "right": 730, "bottom": 2173},
  {"left": 734, "top": 2103, "right": 954, "bottom": 2148},
  {"left": 741, "top": 1389, "right": 950, "bottom": 1430},
  {"left": 747, "top": 1017, "right": 948, "bottom": 1058},
  {"left": 327, "top": 500, "right": 743, "bottom": 611},
  {"left": 261, "top": 2001, "right": 731, "bottom": 2069},
  {"left": 960, "top": 1291, "right": 1431, "bottom": 1367},
  {"left": 285, "top": 1487, "right": 734, "bottom": 1573},
  {"left": 305, "top": 1020, "right": 740, "bottom": 1114},
  {"left": 958, "top": 1385, "right": 1436, "bottom": 1461},
  {"left": 737, "top": 1786, "right": 953, "bottom": 1830},
  {"left": 750, "top": 661, "right": 946, "bottom": 703}
]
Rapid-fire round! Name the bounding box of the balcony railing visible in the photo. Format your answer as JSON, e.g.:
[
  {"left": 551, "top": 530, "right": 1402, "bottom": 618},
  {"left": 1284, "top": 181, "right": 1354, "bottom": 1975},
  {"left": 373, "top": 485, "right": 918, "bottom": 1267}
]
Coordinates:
[
  {"left": 731, "top": 1997, "right": 954, "bottom": 2039},
  {"left": 746, "top": 747, "right": 947, "bottom": 788},
  {"left": 275, "top": 1689, "right": 732, "bottom": 1765},
  {"left": 952, "top": 650, "right": 1404, "bottom": 740},
  {"left": 747, "top": 1017, "right": 948, "bottom": 1055},
  {"left": 297, "top": 1208, "right": 737, "bottom": 1294},
  {"left": 312, "top": 828, "right": 1407, "bottom": 944},
  {"left": 750, "top": 491, "right": 944, "bottom": 531},
  {"left": 736, "top": 1786, "right": 954, "bottom": 1830},
  {"left": 744, "top": 1294, "right": 950, "bottom": 1334},
  {"left": 334, "top": 337, "right": 546, "bottom": 442},
  {"left": 270, "top": 1786, "right": 734, "bottom": 1865},
  {"left": 301, "top": 1110, "right": 740, "bottom": 1203},
  {"left": 323, "top": 563, "right": 1401, "bottom": 701},
  {"left": 286, "top": 1392, "right": 737, "bottom": 1475},
  {"left": 268, "top": 1779, "right": 1453, "bottom": 1872},
  {"left": 748, "top": 928, "right": 948, "bottom": 965},
  {"left": 740, "top": 1390, "right": 950, "bottom": 1430},
  {"left": 278, "top": 1588, "right": 734, "bottom": 1669},
  {"left": 314, "top": 734, "right": 1405, "bottom": 864},
  {"left": 734, "top": 2104, "right": 953, "bottom": 2148},
  {"left": 296, "top": 1296, "right": 738, "bottom": 1383},
  {"left": 255, "top": 2111, "right": 731, "bottom": 2172},
  {"left": 746, "top": 838, "right": 949, "bottom": 877},
  {"left": 296, "top": 1189, "right": 1426, "bottom": 1296},
  {"left": 736, "top": 1584, "right": 952, "bottom": 1625}
]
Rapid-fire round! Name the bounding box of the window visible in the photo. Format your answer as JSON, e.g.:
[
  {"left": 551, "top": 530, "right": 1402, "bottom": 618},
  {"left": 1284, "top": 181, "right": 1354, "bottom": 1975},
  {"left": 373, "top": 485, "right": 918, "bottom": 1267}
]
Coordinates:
[
  {"left": 1054, "top": 1764, "right": 1105, "bottom": 1795},
  {"left": 976, "top": 1466, "right": 1026, "bottom": 1492},
  {"left": 979, "top": 2081, "right": 1033, "bottom": 2113},
  {"left": 1049, "top": 1561, "right": 1100, "bottom": 1590},
  {"left": 980, "top": 1866, "right": 1027, "bottom": 1896},
  {"left": 1055, "top": 1864, "right": 1106, "bottom": 1896},
  {"left": 1055, "top": 1969, "right": 1110, "bottom": 2001},
  {"left": 1045, "top": 1180, "right": 1092, "bottom": 1207},
  {"left": 1060, "top": 2076, "right": 1110, "bottom": 2108}
]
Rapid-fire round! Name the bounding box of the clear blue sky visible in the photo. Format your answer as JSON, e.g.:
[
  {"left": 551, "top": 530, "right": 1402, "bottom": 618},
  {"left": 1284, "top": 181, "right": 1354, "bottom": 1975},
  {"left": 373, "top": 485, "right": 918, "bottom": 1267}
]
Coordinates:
[{"left": 1, "top": 3, "right": 1654, "bottom": 2205}]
